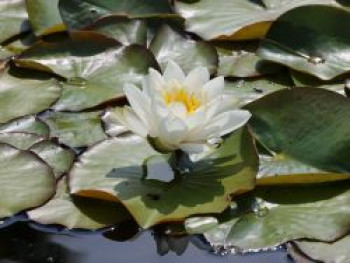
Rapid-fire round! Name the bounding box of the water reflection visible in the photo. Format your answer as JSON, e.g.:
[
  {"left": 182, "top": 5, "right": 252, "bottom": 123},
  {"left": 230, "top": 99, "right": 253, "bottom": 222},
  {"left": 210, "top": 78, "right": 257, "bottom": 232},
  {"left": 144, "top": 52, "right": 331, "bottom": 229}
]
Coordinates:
[{"left": 0, "top": 222, "right": 291, "bottom": 263}]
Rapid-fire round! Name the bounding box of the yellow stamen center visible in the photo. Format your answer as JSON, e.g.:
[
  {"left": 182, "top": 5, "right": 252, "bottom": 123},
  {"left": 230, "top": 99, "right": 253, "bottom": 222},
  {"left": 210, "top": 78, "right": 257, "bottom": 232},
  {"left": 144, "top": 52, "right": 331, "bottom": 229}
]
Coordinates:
[{"left": 163, "top": 87, "right": 201, "bottom": 114}]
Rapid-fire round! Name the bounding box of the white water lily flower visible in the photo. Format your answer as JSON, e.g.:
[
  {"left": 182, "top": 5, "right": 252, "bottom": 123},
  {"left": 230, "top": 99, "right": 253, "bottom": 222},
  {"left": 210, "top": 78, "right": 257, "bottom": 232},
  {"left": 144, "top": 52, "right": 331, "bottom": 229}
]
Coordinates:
[{"left": 114, "top": 61, "right": 251, "bottom": 153}]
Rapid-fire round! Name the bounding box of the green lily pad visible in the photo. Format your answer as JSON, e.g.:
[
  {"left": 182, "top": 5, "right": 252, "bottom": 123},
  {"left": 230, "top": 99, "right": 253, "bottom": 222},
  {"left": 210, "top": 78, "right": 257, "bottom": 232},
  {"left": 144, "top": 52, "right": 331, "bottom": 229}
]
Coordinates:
[
  {"left": 0, "top": 70, "right": 61, "bottom": 124},
  {"left": 149, "top": 25, "right": 218, "bottom": 74},
  {"left": 175, "top": 0, "right": 337, "bottom": 40},
  {"left": 101, "top": 109, "right": 129, "bottom": 137},
  {"left": 0, "top": 0, "right": 29, "bottom": 44},
  {"left": 15, "top": 32, "right": 158, "bottom": 111},
  {"left": 0, "top": 143, "right": 55, "bottom": 219},
  {"left": 69, "top": 128, "right": 258, "bottom": 228},
  {"left": 28, "top": 176, "right": 130, "bottom": 229},
  {"left": 0, "top": 116, "right": 49, "bottom": 137},
  {"left": 292, "top": 235, "right": 350, "bottom": 263},
  {"left": 43, "top": 111, "right": 107, "bottom": 148},
  {"left": 29, "top": 141, "right": 75, "bottom": 179},
  {"left": 216, "top": 41, "right": 282, "bottom": 78},
  {"left": 224, "top": 74, "right": 291, "bottom": 107},
  {"left": 291, "top": 70, "right": 346, "bottom": 96},
  {"left": 0, "top": 132, "right": 45, "bottom": 150},
  {"left": 258, "top": 5, "right": 350, "bottom": 80},
  {"left": 245, "top": 88, "right": 350, "bottom": 181},
  {"left": 202, "top": 182, "right": 350, "bottom": 251},
  {"left": 59, "top": 0, "right": 176, "bottom": 30},
  {"left": 26, "top": 0, "right": 66, "bottom": 35},
  {"left": 85, "top": 16, "right": 147, "bottom": 46}
]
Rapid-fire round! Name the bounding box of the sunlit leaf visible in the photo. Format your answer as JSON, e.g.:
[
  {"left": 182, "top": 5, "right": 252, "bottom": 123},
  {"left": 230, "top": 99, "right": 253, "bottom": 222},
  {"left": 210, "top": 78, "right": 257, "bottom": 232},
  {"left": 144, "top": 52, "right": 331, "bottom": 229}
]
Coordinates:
[
  {"left": 149, "top": 25, "right": 218, "bottom": 74},
  {"left": 43, "top": 111, "right": 107, "bottom": 148},
  {"left": 175, "top": 0, "right": 337, "bottom": 40},
  {"left": 69, "top": 128, "right": 258, "bottom": 228},
  {"left": 0, "top": 116, "right": 49, "bottom": 137},
  {"left": 0, "top": 132, "right": 44, "bottom": 150},
  {"left": 28, "top": 177, "right": 130, "bottom": 229},
  {"left": 0, "top": 143, "right": 55, "bottom": 219}
]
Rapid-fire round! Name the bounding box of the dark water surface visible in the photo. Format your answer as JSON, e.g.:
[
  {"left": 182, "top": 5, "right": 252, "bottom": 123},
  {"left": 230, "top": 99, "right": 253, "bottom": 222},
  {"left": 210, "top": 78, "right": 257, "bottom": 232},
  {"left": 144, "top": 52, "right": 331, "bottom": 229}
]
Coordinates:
[{"left": 0, "top": 221, "right": 292, "bottom": 263}]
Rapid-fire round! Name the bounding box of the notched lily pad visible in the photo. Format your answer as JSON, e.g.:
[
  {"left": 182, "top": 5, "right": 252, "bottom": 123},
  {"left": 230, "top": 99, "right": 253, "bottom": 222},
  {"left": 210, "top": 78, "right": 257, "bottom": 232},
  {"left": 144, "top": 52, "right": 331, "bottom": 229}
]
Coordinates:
[
  {"left": 0, "top": 70, "right": 61, "bottom": 124},
  {"left": 69, "top": 128, "right": 258, "bottom": 228},
  {"left": 15, "top": 32, "right": 159, "bottom": 111},
  {"left": 0, "top": 132, "right": 45, "bottom": 150},
  {"left": 29, "top": 140, "right": 75, "bottom": 179},
  {"left": 149, "top": 24, "right": 218, "bottom": 74},
  {"left": 43, "top": 111, "right": 108, "bottom": 148},
  {"left": 0, "top": 143, "right": 55, "bottom": 219},
  {"left": 59, "top": 0, "right": 176, "bottom": 30},
  {"left": 0, "top": 116, "right": 50, "bottom": 137},
  {"left": 245, "top": 88, "right": 350, "bottom": 184},
  {"left": 175, "top": 0, "right": 337, "bottom": 40},
  {"left": 202, "top": 182, "right": 350, "bottom": 251},
  {"left": 28, "top": 177, "right": 130, "bottom": 229},
  {"left": 258, "top": 5, "right": 350, "bottom": 80}
]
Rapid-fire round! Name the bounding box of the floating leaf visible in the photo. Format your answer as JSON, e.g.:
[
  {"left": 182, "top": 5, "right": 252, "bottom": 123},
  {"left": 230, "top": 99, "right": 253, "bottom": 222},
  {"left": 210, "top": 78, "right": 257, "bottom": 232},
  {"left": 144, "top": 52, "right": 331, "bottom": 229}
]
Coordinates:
[
  {"left": 0, "top": 116, "right": 49, "bottom": 137},
  {"left": 101, "top": 109, "right": 129, "bottom": 137},
  {"left": 258, "top": 5, "right": 350, "bottom": 80},
  {"left": 85, "top": 16, "right": 147, "bottom": 46},
  {"left": 245, "top": 88, "right": 350, "bottom": 184},
  {"left": 0, "top": 143, "right": 55, "bottom": 219},
  {"left": 0, "top": 0, "right": 29, "bottom": 44},
  {"left": 43, "top": 111, "right": 107, "bottom": 148},
  {"left": 216, "top": 42, "right": 282, "bottom": 78},
  {"left": 0, "top": 132, "right": 44, "bottom": 150},
  {"left": 26, "top": 0, "right": 65, "bottom": 35},
  {"left": 149, "top": 25, "right": 218, "bottom": 74},
  {"left": 175, "top": 0, "right": 337, "bottom": 40},
  {"left": 292, "top": 235, "right": 350, "bottom": 263},
  {"left": 203, "top": 182, "right": 350, "bottom": 250},
  {"left": 0, "top": 70, "right": 61, "bottom": 124},
  {"left": 29, "top": 141, "right": 75, "bottom": 179},
  {"left": 28, "top": 177, "right": 130, "bottom": 229},
  {"left": 16, "top": 32, "right": 158, "bottom": 111},
  {"left": 224, "top": 74, "right": 291, "bottom": 107},
  {"left": 69, "top": 128, "right": 258, "bottom": 228},
  {"left": 59, "top": 0, "right": 176, "bottom": 30}
]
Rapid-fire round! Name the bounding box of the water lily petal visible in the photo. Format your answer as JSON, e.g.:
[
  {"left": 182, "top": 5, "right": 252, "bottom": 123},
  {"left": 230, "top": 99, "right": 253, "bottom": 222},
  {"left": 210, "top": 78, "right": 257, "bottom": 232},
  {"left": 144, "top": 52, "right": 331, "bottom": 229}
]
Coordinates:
[
  {"left": 199, "top": 110, "right": 251, "bottom": 139},
  {"left": 158, "top": 115, "right": 188, "bottom": 146},
  {"left": 124, "top": 84, "right": 152, "bottom": 126},
  {"left": 179, "top": 142, "right": 210, "bottom": 154},
  {"left": 168, "top": 102, "right": 188, "bottom": 119},
  {"left": 163, "top": 60, "right": 186, "bottom": 82},
  {"left": 113, "top": 107, "right": 148, "bottom": 137},
  {"left": 185, "top": 67, "right": 209, "bottom": 93},
  {"left": 146, "top": 68, "right": 165, "bottom": 96},
  {"left": 203, "top": 76, "right": 225, "bottom": 101}
]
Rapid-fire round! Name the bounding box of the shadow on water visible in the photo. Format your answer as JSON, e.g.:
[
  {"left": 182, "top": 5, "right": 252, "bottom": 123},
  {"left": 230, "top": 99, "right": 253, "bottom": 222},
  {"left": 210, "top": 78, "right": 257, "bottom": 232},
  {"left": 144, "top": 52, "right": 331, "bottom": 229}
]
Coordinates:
[{"left": 0, "top": 221, "right": 292, "bottom": 263}]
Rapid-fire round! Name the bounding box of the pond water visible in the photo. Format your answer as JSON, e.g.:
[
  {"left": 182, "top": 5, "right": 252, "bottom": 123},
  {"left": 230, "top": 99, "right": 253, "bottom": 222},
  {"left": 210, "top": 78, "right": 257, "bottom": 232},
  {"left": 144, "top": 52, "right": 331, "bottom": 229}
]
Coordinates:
[{"left": 0, "top": 221, "right": 292, "bottom": 263}]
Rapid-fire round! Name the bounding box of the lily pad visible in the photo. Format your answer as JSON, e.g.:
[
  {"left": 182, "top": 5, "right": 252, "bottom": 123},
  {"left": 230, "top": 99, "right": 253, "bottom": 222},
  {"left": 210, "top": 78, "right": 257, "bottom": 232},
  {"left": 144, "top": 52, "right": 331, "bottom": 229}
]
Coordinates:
[
  {"left": 26, "top": 0, "right": 66, "bottom": 35},
  {"left": 43, "top": 111, "right": 107, "bottom": 148},
  {"left": 216, "top": 41, "right": 282, "bottom": 78},
  {"left": 85, "top": 16, "right": 147, "bottom": 46},
  {"left": 203, "top": 182, "right": 350, "bottom": 250},
  {"left": 245, "top": 88, "right": 350, "bottom": 180},
  {"left": 0, "top": 143, "right": 55, "bottom": 219},
  {"left": 292, "top": 235, "right": 350, "bottom": 263},
  {"left": 69, "top": 128, "right": 258, "bottom": 228},
  {"left": 175, "top": 0, "right": 337, "bottom": 40},
  {"left": 0, "top": 70, "right": 61, "bottom": 124},
  {"left": 224, "top": 74, "right": 291, "bottom": 107},
  {"left": 149, "top": 25, "right": 218, "bottom": 74},
  {"left": 58, "top": 0, "right": 176, "bottom": 30},
  {"left": 0, "top": 0, "right": 30, "bottom": 44},
  {"left": 0, "top": 132, "right": 45, "bottom": 150},
  {"left": 28, "top": 177, "right": 130, "bottom": 229},
  {"left": 0, "top": 116, "right": 49, "bottom": 137},
  {"left": 29, "top": 141, "right": 75, "bottom": 179},
  {"left": 16, "top": 32, "right": 158, "bottom": 111},
  {"left": 258, "top": 5, "right": 350, "bottom": 80}
]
